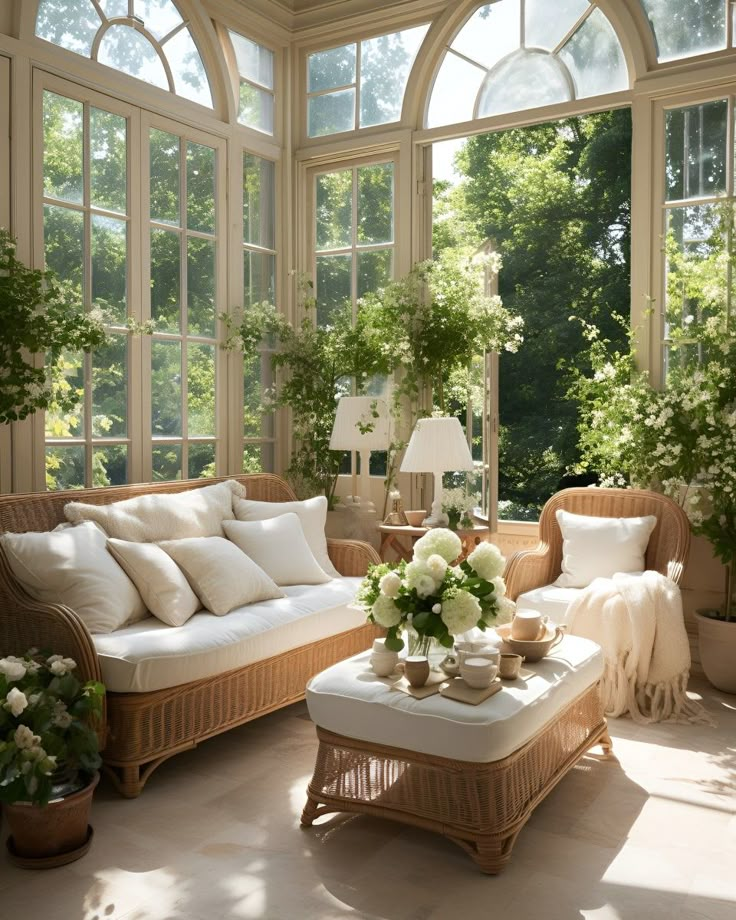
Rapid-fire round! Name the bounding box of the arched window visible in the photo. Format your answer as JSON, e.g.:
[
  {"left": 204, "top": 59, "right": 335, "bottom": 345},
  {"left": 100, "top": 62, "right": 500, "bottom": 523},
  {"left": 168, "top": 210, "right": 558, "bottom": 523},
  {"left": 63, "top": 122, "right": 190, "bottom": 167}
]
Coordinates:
[
  {"left": 639, "top": 0, "right": 729, "bottom": 62},
  {"left": 427, "top": 1, "right": 628, "bottom": 128},
  {"left": 35, "top": 0, "right": 212, "bottom": 108}
]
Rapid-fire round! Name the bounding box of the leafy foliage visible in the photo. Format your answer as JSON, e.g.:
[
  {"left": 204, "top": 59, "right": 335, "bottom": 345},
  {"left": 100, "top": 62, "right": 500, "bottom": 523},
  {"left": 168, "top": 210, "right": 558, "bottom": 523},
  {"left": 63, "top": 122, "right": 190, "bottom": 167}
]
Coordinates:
[{"left": 0, "top": 229, "right": 107, "bottom": 425}]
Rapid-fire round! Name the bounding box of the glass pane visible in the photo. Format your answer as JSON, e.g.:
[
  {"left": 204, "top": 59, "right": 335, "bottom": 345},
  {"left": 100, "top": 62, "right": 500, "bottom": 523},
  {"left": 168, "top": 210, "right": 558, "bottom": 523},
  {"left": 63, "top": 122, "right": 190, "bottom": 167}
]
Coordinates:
[
  {"left": 187, "top": 238, "right": 216, "bottom": 337},
  {"left": 665, "top": 204, "right": 726, "bottom": 340},
  {"left": 134, "top": 0, "right": 182, "bottom": 40},
  {"left": 45, "top": 445, "right": 86, "bottom": 491},
  {"left": 244, "top": 352, "right": 274, "bottom": 438},
  {"left": 92, "top": 335, "right": 127, "bottom": 438},
  {"left": 357, "top": 249, "right": 392, "bottom": 298},
  {"left": 316, "top": 254, "right": 352, "bottom": 326},
  {"left": 359, "top": 25, "right": 428, "bottom": 128},
  {"left": 186, "top": 142, "right": 216, "bottom": 234},
  {"left": 92, "top": 215, "right": 127, "bottom": 324},
  {"left": 525, "top": 0, "right": 589, "bottom": 51},
  {"left": 90, "top": 108, "right": 127, "bottom": 214},
  {"left": 559, "top": 8, "right": 628, "bottom": 99},
  {"left": 478, "top": 51, "right": 571, "bottom": 118},
  {"left": 316, "top": 169, "right": 352, "bottom": 250},
  {"left": 152, "top": 443, "right": 182, "bottom": 481},
  {"left": 98, "top": 25, "right": 169, "bottom": 91},
  {"left": 640, "top": 0, "right": 725, "bottom": 62},
  {"left": 244, "top": 154, "right": 275, "bottom": 249},
  {"left": 43, "top": 92, "right": 83, "bottom": 204},
  {"left": 99, "top": 0, "right": 128, "bottom": 16},
  {"left": 308, "top": 44, "right": 356, "bottom": 93},
  {"left": 229, "top": 31, "right": 274, "bottom": 89},
  {"left": 239, "top": 82, "right": 275, "bottom": 134},
  {"left": 358, "top": 164, "right": 393, "bottom": 245},
  {"left": 36, "top": 0, "right": 101, "bottom": 56},
  {"left": 244, "top": 250, "right": 276, "bottom": 307},
  {"left": 369, "top": 450, "right": 387, "bottom": 477},
  {"left": 451, "top": 1, "right": 520, "bottom": 69},
  {"left": 665, "top": 100, "right": 728, "bottom": 202},
  {"left": 151, "top": 340, "right": 181, "bottom": 436},
  {"left": 93, "top": 445, "right": 127, "bottom": 487},
  {"left": 150, "top": 228, "right": 180, "bottom": 332},
  {"left": 188, "top": 344, "right": 216, "bottom": 436},
  {"left": 427, "top": 51, "right": 486, "bottom": 129},
  {"left": 44, "top": 205, "right": 84, "bottom": 302},
  {"left": 166, "top": 29, "right": 214, "bottom": 108},
  {"left": 189, "top": 442, "right": 216, "bottom": 479},
  {"left": 150, "top": 129, "right": 180, "bottom": 226},
  {"left": 45, "top": 352, "right": 84, "bottom": 439},
  {"left": 243, "top": 443, "right": 274, "bottom": 474},
  {"left": 308, "top": 90, "right": 355, "bottom": 138}
]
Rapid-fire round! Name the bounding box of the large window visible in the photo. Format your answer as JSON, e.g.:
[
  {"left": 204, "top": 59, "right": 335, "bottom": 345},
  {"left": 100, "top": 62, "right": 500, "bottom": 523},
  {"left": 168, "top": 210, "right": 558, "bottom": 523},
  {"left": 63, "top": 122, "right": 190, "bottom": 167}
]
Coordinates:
[
  {"left": 306, "top": 26, "right": 428, "bottom": 137},
  {"left": 228, "top": 31, "right": 275, "bottom": 135},
  {"left": 35, "top": 0, "right": 212, "bottom": 107},
  {"left": 427, "top": 1, "right": 628, "bottom": 128},
  {"left": 640, "top": 0, "right": 732, "bottom": 62}
]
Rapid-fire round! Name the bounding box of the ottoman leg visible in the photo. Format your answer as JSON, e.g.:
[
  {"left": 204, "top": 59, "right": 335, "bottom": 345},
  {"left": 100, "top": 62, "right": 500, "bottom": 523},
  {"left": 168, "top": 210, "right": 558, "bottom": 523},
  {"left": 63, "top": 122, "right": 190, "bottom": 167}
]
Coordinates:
[
  {"left": 300, "top": 792, "right": 321, "bottom": 827},
  {"left": 600, "top": 728, "right": 614, "bottom": 756}
]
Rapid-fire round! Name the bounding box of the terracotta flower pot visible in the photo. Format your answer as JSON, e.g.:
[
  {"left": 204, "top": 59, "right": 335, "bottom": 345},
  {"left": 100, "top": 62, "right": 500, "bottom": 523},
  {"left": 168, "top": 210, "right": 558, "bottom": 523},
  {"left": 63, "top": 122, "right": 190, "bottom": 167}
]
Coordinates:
[
  {"left": 2, "top": 771, "right": 99, "bottom": 867},
  {"left": 695, "top": 611, "right": 736, "bottom": 694}
]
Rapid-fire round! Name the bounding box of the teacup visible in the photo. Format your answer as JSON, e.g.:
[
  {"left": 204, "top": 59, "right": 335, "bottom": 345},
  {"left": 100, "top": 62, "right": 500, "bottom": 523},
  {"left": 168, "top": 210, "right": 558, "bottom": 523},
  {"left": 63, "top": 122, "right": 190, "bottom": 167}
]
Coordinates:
[
  {"left": 511, "top": 610, "right": 548, "bottom": 641},
  {"left": 370, "top": 650, "right": 399, "bottom": 677},
  {"left": 404, "top": 656, "right": 430, "bottom": 688},
  {"left": 456, "top": 645, "right": 500, "bottom": 668},
  {"left": 499, "top": 653, "right": 523, "bottom": 680},
  {"left": 459, "top": 656, "right": 497, "bottom": 689}
]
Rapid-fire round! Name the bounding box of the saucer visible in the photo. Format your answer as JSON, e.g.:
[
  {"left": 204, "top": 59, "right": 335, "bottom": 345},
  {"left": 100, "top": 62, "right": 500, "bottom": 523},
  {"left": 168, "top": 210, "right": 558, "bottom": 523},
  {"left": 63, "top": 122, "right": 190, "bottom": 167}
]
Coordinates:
[{"left": 495, "top": 623, "right": 565, "bottom": 662}]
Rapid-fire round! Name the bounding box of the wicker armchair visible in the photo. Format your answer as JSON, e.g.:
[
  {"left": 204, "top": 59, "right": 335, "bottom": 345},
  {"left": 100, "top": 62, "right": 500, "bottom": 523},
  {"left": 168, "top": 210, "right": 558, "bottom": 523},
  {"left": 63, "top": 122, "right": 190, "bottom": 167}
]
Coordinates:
[
  {"left": 0, "top": 474, "right": 380, "bottom": 796},
  {"left": 503, "top": 487, "right": 691, "bottom": 602}
]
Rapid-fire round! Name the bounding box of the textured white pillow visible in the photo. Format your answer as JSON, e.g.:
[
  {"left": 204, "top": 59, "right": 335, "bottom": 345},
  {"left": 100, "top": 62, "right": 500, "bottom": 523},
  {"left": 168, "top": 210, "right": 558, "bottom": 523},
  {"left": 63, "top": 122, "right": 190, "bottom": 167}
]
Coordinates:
[
  {"left": 158, "top": 537, "right": 284, "bottom": 616},
  {"left": 64, "top": 480, "right": 244, "bottom": 543},
  {"left": 107, "top": 539, "right": 201, "bottom": 627},
  {"left": 223, "top": 514, "right": 331, "bottom": 586},
  {"left": 554, "top": 509, "right": 658, "bottom": 588},
  {"left": 0, "top": 522, "right": 147, "bottom": 633},
  {"left": 232, "top": 495, "right": 339, "bottom": 578}
]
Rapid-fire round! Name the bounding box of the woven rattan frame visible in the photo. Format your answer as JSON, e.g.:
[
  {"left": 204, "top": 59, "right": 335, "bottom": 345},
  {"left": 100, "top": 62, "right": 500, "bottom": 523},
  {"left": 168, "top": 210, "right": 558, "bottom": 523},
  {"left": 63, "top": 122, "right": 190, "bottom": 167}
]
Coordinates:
[
  {"left": 503, "top": 487, "right": 691, "bottom": 601},
  {"left": 0, "top": 474, "right": 381, "bottom": 796},
  {"left": 302, "top": 684, "right": 611, "bottom": 874}
]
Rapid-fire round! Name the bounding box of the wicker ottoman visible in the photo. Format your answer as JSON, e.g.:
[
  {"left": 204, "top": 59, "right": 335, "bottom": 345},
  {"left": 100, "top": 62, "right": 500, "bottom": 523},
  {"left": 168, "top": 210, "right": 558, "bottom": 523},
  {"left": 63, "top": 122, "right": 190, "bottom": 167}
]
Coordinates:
[{"left": 301, "top": 635, "right": 610, "bottom": 874}]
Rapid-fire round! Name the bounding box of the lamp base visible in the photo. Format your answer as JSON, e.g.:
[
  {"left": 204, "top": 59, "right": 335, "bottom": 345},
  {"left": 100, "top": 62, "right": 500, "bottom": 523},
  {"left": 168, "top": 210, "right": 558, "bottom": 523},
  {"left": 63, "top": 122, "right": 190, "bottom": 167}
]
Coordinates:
[{"left": 422, "top": 473, "right": 448, "bottom": 527}]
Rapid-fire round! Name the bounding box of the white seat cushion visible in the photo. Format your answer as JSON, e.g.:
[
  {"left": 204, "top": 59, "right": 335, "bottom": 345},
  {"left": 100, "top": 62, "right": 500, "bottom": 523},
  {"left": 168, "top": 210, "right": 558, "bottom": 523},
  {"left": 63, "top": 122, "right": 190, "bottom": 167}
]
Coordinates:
[
  {"left": 306, "top": 635, "right": 603, "bottom": 763},
  {"left": 92, "top": 578, "right": 365, "bottom": 693},
  {"left": 515, "top": 583, "right": 585, "bottom": 624}
]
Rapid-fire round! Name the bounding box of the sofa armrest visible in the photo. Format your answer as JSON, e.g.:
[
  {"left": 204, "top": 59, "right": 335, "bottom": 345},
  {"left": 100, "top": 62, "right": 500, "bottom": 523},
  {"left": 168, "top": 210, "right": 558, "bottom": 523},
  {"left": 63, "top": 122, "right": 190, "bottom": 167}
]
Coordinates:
[
  {"left": 503, "top": 545, "right": 559, "bottom": 601},
  {"left": 327, "top": 538, "right": 380, "bottom": 577}
]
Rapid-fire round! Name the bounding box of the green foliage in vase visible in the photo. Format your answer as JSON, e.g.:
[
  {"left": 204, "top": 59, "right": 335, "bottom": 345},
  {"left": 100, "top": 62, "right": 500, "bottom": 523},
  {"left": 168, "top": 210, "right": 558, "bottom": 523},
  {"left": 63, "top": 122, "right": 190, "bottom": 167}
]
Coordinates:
[{"left": 0, "top": 229, "right": 108, "bottom": 426}]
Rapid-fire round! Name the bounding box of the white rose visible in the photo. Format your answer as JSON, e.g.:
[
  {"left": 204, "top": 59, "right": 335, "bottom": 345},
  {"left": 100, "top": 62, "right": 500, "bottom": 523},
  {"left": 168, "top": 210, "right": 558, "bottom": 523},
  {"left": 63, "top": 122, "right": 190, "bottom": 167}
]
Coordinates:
[
  {"left": 425, "top": 554, "right": 448, "bottom": 581},
  {"left": 379, "top": 572, "right": 402, "bottom": 598},
  {"left": 414, "top": 575, "right": 437, "bottom": 599},
  {"left": 467, "top": 542, "right": 506, "bottom": 581},
  {"left": 5, "top": 687, "right": 29, "bottom": 717},
  {"left": 14, "top": 724, "right": 40, "bottom": 750},
  {"left": 49, "top": 657, "right": 76, "bottom": 677},
  {"left": 0, "top": 658, "right": 26, "bottom": 681},
  {"left": 372, "top": 594, "right": 402, "bottom": 628}
]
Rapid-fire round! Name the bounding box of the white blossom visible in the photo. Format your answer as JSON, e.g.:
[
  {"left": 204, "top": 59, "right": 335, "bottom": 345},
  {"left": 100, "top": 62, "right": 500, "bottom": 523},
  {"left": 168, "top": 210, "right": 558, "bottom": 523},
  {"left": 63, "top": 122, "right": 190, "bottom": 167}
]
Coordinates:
[{"left": 5, "top": 687, "right": 28, "bottom": 717}]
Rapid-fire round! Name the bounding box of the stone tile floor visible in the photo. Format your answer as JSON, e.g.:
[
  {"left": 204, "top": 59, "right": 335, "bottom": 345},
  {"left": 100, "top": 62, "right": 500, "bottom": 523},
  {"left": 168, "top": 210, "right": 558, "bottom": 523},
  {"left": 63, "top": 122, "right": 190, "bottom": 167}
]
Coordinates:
[{"left": 1, "top": 677, "right": 734, "bottom": 920}]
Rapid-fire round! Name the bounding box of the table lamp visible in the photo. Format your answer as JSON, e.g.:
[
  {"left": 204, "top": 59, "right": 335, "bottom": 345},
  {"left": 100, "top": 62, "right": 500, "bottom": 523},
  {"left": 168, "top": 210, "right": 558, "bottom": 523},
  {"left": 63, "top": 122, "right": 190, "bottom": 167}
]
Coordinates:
[
  {"left": 400, "top": 417, "right": 474, "bottom": 526},
  {"left": 329, "top": 396, "right": 390, "bottom": 508}
]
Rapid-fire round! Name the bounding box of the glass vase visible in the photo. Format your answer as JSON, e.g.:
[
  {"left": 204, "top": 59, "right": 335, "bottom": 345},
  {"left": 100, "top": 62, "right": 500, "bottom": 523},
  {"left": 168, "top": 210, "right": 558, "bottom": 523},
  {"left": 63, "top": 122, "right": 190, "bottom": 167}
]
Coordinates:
[
  {"left": 405, "top": 628, "right": 447, "bottom": 670},
  {"left": 446, "top": 510, "right": 461, "bottom": 531}
]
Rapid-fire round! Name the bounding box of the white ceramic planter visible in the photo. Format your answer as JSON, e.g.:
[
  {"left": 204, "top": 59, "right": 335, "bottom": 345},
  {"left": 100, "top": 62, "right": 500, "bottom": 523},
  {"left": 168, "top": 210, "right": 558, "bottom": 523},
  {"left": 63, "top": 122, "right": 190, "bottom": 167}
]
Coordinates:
[{"left": 695, "top": 611, "right": 736, "bottom": 694}]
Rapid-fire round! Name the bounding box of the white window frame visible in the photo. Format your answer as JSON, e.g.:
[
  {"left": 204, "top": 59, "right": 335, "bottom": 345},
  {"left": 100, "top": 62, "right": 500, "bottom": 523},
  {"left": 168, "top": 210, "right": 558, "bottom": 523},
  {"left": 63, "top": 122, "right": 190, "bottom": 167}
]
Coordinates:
[{"left": 0, "top": 55, "right": 11, "bottom": 493}]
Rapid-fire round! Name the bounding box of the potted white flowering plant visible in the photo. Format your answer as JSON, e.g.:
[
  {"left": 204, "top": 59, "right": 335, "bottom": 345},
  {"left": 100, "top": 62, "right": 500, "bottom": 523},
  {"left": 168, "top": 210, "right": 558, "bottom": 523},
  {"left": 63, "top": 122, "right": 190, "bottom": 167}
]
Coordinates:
[
  {"left": 0, "top": 649, "right": 105, "bottom": 866},
  {"left": 441, "top": 487, "right": 480, "bottom": 531},
  {"left": 357, "top": 529, "right": 514, "bottom": 658}
]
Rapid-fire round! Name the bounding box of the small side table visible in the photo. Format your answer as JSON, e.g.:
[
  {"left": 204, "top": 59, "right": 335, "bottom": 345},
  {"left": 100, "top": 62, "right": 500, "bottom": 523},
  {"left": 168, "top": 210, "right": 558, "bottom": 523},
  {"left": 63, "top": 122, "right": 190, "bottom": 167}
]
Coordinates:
[{"left": 378, "top": 523, "right": 490, "bottom": 563}]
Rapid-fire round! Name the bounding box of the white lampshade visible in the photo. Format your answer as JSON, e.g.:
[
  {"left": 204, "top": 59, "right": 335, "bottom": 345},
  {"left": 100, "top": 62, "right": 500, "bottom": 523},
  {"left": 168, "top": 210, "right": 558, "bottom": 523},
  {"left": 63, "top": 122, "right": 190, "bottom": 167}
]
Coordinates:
[
  {"left": 329, "top": 397, "right": 390, "bottom": 451},
  {"left": 400, "top": 417, "right": 474, "bottom": 474}
]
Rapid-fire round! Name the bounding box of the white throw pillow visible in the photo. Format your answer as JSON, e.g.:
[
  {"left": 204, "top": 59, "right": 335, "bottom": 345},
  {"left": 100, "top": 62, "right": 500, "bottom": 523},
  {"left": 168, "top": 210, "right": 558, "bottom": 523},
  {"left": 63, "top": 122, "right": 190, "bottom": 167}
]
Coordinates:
[
  {"left": 232, "top": 495, "right": 339, "bottom": 578},
  {"left": 107, "top": 539, "right": 201, "bottom": 627},
  {"left": 64, "top": 480, "right": 244, "bottom": 543},
  {"left": 554, "top": 509, "right": 657, "bottom": 588},
  {"left": 158, "top": 537, "right": 284, "bottom": 616},
  {"left": 223, "top": 514, "right": 331, "bottom": 586},
  {"left": 0, "top": 522, "right": 147, "bottom": 634}
]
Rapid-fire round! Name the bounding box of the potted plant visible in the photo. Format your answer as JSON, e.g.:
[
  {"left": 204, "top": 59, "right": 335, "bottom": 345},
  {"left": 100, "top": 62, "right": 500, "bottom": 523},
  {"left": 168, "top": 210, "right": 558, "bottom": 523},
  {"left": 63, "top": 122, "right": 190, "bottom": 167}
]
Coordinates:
[
  {"left": 567, "top": 315, "right": 736, "bottom": 692},
  {"left": 0, "top": 649, "right": 105, "bottom": 867},
  {"left": 441, "top": 487, "right": 480, "bottom": 531}
]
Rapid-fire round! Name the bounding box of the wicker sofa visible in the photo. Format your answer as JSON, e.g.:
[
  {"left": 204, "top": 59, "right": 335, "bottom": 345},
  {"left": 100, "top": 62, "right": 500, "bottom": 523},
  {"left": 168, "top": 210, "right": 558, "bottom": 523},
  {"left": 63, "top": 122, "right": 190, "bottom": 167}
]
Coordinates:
[{"left": 0, "top": 474, "right": 380, "bottom": 797}]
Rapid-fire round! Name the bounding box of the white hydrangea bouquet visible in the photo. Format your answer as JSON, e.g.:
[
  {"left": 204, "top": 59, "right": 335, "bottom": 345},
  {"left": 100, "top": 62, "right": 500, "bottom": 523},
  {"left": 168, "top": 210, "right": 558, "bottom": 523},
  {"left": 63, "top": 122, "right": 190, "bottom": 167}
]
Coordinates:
[{"left": 356, "top": 528, "right": 514, "bottom": 653}]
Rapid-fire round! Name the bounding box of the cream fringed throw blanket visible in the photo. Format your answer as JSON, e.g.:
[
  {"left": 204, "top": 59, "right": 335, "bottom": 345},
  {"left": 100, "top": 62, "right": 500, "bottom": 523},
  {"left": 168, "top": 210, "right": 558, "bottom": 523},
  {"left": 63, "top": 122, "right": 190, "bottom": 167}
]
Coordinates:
[{"left": 566, "top": 571, "right": 711, "bottom": 725}]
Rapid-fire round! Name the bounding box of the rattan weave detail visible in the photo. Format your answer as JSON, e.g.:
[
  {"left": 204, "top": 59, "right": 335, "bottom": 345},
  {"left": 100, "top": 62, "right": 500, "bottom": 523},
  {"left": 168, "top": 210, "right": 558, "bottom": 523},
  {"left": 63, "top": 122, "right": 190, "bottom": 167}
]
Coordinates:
[
  {"left": 503, "top": 487, "right": 691, "bottom": 601},
  {"left": 0, "top": 474, "right": 381, "bottom": 796},
  {"left": 302, "top": 684, "right": 610, "bottom": 873}
]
